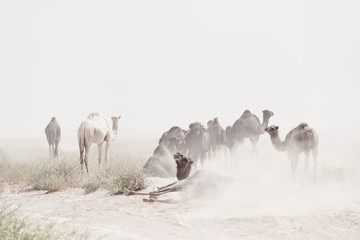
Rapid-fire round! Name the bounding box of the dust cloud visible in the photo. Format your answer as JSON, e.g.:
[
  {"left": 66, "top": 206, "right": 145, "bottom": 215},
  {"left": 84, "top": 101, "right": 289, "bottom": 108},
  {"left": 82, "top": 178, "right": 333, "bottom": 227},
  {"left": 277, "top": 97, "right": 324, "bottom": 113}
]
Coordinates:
[
  {"left": 172, "top": 134, "right": 360, "bottom": 239},
  {"left": 1, "top": 131, "right": 360, "bottom": 239}
]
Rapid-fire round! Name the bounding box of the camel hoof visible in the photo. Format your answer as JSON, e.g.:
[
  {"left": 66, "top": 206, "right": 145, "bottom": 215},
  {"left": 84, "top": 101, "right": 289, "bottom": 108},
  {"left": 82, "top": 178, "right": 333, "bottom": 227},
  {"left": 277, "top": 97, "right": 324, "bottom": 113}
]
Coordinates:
[
  {"left": 123, "top": 189, "right": 131, "bottom": 196},
  {"left": 149, "top": 193, "right": 158, "bottom": 199},
  {"left": 143, "top": 198, "right": 154, "bottom": 203}
]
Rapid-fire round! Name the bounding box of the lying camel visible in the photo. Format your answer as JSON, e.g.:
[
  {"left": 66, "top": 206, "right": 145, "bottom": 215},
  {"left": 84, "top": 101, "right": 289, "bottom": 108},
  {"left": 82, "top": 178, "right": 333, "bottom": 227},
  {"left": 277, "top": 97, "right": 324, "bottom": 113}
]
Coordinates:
[{"left": 125, "top": 152, "right": 233, "bottom": 203}]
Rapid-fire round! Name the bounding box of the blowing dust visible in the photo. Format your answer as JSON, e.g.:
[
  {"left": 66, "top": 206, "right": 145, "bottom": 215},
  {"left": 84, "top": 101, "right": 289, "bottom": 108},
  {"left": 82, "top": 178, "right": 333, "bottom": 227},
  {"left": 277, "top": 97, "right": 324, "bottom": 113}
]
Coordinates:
[
  {"left": 1, "top": 132, "right": 359, "bottom": 239},
  {"left": 170, "top": 134, "right": 360, "bottom": 239}
]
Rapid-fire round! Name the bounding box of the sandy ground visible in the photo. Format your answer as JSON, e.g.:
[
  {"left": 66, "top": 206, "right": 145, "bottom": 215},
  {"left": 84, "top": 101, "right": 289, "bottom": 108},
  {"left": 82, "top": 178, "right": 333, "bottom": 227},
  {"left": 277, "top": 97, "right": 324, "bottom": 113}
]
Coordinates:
[
  {"left": 1, "top": 135, "right": 360, "bottom": 240},
  {"left": 2, "top": 169, "right": 360, "bottom": 240}
]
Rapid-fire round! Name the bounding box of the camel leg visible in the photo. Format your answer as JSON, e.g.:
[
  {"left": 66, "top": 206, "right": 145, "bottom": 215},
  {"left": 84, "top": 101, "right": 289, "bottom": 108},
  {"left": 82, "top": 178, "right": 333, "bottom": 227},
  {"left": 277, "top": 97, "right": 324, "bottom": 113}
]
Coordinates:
[
  {"left": 294, "top": 154, "right": 299, "bottom": 176},
  {"left": 143, "top": 198, "right": 177, "bottom": 203},
  {"left": 288, "top": 153, "right": 296, "bottom": 183},
  {"left": 157, "top": 181, "right": 178, "bottom": 191},
  {"left": 97, "top": 143, "right": 103, "bottom": 166},
  {"left": 124, "top": 188, "right": 176, "bottom": 198},
  {"left": 302, "top": 152, "right": 310, "bottom": 183},
  {"left": 48, "top": 144, "right": 52, "bottom": 158},
  {"left": 54, "top": 139, "right": 60, "bottom": 158},
  {"left": 312, "top": 147, "right": 318, "bottom": 182},
  {"left": 250, "top": 136, "right": 259, "bottom": 160},
  {"left": 104, "top": 141, "right": 111, "bottom": 165},
  {"left": 200, "top": 152, "right": 206, "bottom": 168},
  {"left": 79, "top": 140, "right": 85, "bottom": 172},
  {"left": 84, "top": 144, "right": 91, "bottom": 173},
  {"left": 51, "top": 144, "right": 55, "bottom": 158}
]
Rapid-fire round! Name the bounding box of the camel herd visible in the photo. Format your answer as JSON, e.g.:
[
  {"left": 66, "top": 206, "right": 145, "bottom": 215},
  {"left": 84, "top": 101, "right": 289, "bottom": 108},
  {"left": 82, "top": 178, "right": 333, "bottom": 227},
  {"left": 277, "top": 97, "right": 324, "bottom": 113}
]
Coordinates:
[{"left": 45, "top": 110, "right": 319, "bottom": 181}]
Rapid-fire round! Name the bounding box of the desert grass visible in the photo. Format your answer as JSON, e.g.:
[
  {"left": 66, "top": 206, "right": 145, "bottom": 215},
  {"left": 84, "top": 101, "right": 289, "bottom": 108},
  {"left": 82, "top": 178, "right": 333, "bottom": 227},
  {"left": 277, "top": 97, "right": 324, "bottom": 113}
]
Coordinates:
[
  {"left": 0, "top": 147, "right": 148, "bottom": 194},
  {"left": 82, "top": 163, "right": 147, "bottom": 194},
  {"left": 0, "top": 204, "right": 88, "bottom": 240}
]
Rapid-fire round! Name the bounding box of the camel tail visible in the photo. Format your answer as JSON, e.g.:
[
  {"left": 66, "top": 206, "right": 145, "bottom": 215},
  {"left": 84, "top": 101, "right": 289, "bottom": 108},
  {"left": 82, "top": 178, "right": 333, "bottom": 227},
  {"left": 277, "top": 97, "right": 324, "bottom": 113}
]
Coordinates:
[{"left": 78, "top": 123, "right": 86, "bottom": 157}]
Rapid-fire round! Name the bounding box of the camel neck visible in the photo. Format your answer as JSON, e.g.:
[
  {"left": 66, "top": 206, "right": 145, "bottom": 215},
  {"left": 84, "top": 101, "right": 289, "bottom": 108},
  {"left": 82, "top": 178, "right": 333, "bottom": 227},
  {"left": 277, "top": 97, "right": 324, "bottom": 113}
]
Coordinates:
[
  {"left": 262, "top": 116, "right": 270, "bottom": 129},
  {"left": 269, "top": 133, "right": 287, "bottom": 152}
]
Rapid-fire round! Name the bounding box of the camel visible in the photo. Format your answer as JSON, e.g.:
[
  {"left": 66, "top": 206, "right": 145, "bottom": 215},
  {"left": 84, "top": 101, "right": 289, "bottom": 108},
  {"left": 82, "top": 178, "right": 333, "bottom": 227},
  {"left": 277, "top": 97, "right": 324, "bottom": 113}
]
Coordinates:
[
  {"left": 184, "top": 122, "right": 209, "bottom": 169},
  {"left": 206, "top": 117, "right": 226, "bottom": 156},
  {"left": 265, "top": 123, "right": 319, "bottom": 181},
  {"left": 45, "top": 117, "right": 61, "bottom": 158},
  {"left": 78, "top": 112, "right": 121, "bottom": 172},
  {"left": 126, "top": 152, "right": 233, "bottom": 203},
  {"left": 143, "top": 143, "right": 177, "bottom": 178},
  {"left": 159, "top": 126, "right": 187, "bottom": 153},
  {"left": 226, "top": 110, "right": 274, "bottom": 156}
]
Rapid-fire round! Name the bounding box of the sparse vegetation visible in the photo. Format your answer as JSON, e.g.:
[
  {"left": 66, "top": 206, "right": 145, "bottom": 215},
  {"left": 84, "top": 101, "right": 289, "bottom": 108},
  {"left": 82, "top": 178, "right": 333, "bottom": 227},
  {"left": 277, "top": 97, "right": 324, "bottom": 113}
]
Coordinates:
[
  {"left": 0, "top": 205, "right": 88, "bottom": 240},
  {"left": 26, "top": 157, "right": 82, "bottom": 192},
  {"left": 82, "top": 163, "right": 147, "bottom": 194},
  {"left": 0, "top": 149, "right": 148, "bottom": 194}
]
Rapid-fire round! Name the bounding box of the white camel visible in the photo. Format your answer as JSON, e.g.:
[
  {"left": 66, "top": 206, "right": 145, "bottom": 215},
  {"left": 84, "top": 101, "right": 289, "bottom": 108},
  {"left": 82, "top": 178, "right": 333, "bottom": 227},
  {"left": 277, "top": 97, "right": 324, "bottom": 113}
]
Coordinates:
[{"left": 78, "top": 112, "right": 121, "bottom": 172}]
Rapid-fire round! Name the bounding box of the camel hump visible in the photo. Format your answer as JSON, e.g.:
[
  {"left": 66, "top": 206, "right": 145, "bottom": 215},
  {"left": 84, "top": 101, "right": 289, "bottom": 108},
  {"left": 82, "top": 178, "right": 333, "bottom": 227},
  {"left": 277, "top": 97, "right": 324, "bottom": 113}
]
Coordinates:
[
  {"left": 240, "top": 110, "right": 253, "bottom": 119},
  {"left": 87, "top": 112, "right": 101, "bottom": 119},
  {"left": 169, "top": 126, "right": 181, "bottom": 132},
  {"left": 297, "top": 122, "right": 309, "bottom": 130}
]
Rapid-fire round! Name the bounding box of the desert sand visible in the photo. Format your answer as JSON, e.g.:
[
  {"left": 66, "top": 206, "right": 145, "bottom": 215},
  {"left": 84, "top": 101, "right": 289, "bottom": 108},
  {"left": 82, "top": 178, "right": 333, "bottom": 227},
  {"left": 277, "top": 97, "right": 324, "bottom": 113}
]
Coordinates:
[{"left": 1, "top": 134, "right": 360, "bottom": 240}]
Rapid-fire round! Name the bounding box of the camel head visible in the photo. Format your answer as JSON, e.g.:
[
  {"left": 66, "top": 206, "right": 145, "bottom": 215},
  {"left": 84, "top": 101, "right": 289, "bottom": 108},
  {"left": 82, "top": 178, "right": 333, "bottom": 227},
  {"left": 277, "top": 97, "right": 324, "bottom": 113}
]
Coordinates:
[
  {"left": 265, "top": 125, "right": 279, "bottom": 136},
  {"left": 189, "top": 122, "right": 202, "bottom": 130},
  {"left": 262, "top": 110, "right": 274, "bottom": 120},
  {"left": 174, "top": 152, "right": 193, "bottom": 180},
  {"left": 111, "top": 116, "right": 121, "bottom": 132}
]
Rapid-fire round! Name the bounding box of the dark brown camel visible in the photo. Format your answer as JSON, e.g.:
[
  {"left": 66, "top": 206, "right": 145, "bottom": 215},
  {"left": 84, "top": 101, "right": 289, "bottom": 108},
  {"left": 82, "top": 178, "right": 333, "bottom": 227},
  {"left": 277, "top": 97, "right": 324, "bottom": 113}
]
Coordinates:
[{"left": 125, "top": 153, "right": 233, "bottom": 203}]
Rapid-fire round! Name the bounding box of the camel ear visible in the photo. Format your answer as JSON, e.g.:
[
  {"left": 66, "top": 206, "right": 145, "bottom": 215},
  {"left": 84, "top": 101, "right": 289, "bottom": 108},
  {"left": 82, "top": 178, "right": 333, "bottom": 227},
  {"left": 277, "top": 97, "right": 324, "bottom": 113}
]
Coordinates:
[{"left": 275, "top": 126, "right": 279, "bottom": 130}]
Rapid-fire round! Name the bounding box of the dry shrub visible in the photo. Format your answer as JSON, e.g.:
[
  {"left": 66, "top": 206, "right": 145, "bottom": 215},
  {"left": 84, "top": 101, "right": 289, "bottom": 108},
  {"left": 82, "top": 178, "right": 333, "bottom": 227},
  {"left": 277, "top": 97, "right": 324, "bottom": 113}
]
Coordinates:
[
  {"left": 0, "top": 205, "right": 88, "bottom": 240},
  {"left": 1, "top": 146, "right": 148, "bottom": 194},
  {"left": 0, "top": 153, "right": 27, "bottom": 184},
  {"left": 26, "top": 157, "right": 82, "bottom": 192},
  {"left": 82, "top": 163, "right": 147, "bottom": 194}
]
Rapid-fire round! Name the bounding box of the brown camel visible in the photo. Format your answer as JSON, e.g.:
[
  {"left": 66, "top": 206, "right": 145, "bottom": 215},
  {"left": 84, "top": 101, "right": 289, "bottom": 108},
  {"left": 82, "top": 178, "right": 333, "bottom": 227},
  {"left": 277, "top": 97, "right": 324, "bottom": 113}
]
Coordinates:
[
  {"left": 265, "top": 123, "right": 319, "bottom": 181},
  {"left": 45, "top": 117, "right": 61, "bottom": 158},
  {"left": 159, "top": 126, "right": 187, "bottom": 153},
  {"left": 226, "top": 110, "right": 274, "bottom": 156},
  {"left": 206, "top": 117, "right": 226, "bottom": 156},
  {"left": 143, "top": 143, "right": 176, "bottom": 178},
  {"left": 185, "top": 122, "right": 209, "bottom": 169}
]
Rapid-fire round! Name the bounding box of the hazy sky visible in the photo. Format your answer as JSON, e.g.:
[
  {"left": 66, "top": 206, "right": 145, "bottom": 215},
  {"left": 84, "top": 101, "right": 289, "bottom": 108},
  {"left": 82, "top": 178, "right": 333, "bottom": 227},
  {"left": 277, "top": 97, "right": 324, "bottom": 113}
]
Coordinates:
[{"left": 1, "top": 0, "right": 359, "bottom": 138}]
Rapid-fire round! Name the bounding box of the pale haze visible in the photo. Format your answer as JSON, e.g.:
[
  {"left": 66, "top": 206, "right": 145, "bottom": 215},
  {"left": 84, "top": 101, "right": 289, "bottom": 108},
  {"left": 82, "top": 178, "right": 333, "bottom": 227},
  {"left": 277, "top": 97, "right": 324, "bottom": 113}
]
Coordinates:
[
  {"left": 1, "top": 1, "right": 360, "bottom": 239},
  {"left": 1, "top": 0, "right": 359, "bottom": 139}
]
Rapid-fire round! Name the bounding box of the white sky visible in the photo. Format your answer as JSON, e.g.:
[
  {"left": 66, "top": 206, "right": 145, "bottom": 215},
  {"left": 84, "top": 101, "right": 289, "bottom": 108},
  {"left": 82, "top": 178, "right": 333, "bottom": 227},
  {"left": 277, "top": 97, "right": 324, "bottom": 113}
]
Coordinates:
[{"left": 1, "top": 0, "right": 359, "bottom": 138}]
